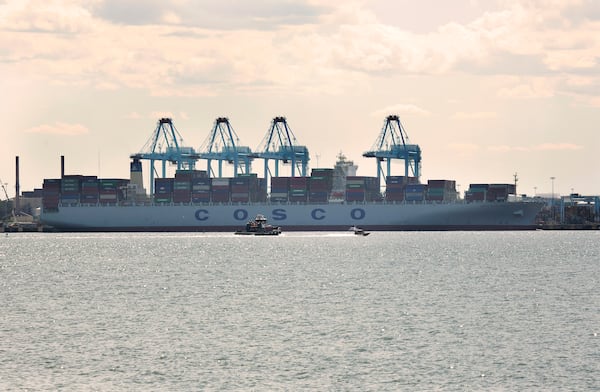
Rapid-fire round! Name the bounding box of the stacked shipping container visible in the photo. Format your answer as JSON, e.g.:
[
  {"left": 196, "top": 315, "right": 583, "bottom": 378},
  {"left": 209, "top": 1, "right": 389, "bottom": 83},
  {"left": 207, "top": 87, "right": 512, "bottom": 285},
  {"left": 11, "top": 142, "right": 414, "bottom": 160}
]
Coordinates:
[
  {"left": 426, "top": 180, "right": 457, "bottom": 202},
  {"left": 465, "top": 184, "right": 488, "bottom": 202},
  {"left": 173, "top": 170, "right": 208, "bottom": 203},
  {"left": 385, "top": 176, "right": 406, "bottom": 202},
  {"left": 192, "top": 177, "right": 211, "bottom": 203},
  {"left": 465, "top": 184, "right": 516, "bottom": 202},
  {"left": 80, "top": 177, "right": 99, "bottom": 204},
  {"left": 42, "top": 179, "right": 61, "bottom": 211},
  {"left": 154, "top": 178, "right": 173, "bottom": 203},
  {"left": 61, "top": 175, "right": 82, "bottom": 205},
  {"left": 270, "top": 177, "right": 289, "bottom": 202},
  {"left": 289, "top": 176, "right": 308, "bottom": 202},
  {"left": 345, "top": 176, "right": 381, "bottom": 202},
  {"left": 211, "top": 178, "right": 230, "bottom": 203},
  {"left": 40, "top": 169, "right": 517, "bottom": 208},
  {"left": 230, "top": 174, "right": 260, "bottom": 203},
  {"left": 309, "top": 169, "right": 333, "bottom": 202},
  {"left": 99, "top": 179, "right": 127, "bottom": 204},
  {"left": 487, "top": 184, "right": 516, "bottom": 202},
  {"left": 405, "top": 184, "right": 427, "bottom": 202}
]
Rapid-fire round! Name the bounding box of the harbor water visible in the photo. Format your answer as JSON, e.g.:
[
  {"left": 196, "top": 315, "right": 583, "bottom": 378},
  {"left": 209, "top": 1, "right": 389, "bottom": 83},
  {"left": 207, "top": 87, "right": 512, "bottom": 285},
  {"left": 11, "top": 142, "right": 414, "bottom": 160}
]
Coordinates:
[{"left": 1, "top": 231, "right": 598, "bottom": 390}]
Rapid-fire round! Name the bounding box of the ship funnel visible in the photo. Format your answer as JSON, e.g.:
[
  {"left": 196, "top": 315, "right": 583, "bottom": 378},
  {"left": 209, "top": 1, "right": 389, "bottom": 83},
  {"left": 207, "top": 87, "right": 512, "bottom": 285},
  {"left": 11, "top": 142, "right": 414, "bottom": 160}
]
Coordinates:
[{"left": 130, "top": 158, "right": 146, "bottom": 197}]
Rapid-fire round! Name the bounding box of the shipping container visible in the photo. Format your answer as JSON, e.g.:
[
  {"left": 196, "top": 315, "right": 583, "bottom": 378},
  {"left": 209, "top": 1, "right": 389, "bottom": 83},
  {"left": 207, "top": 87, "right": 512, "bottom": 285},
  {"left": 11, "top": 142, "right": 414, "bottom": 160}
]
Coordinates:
[
  {"left": 80, "top": 194, "right": 99, "bottom": 203},
  {"left": 175, "top": 169, "right": 208, "bottom": 179},
  {"left": 405, "top": 184, "right": 427, "bottom": 202},
  {"left": 465, "top": 191, "right": 485, "bottom": 202},
  {"left": 289, "top": 188, "right": 308, "bottom": 202},
  {"left": 211, "top": 178, "right": 231, "bottom": 187},
  {"left": 469, "top": 184, "right": 489, "bottom": 190},
  {"left": 309, "top": 191, "right": 328, "bottom": 202},
  {"left": 173, "top": 189, "right": 191, "bottom": 203},
  {"left": 174, "top": 180, "right": 191, "bottom": 190},
  {"left": 289, "top": 176, "right": 308, "bottom": 188},
  {"left": 385, "top": 190, "right": 404, "bottom": 202},
  {"left": 231, "top": 192, "right": 250, "bottom": 202}
]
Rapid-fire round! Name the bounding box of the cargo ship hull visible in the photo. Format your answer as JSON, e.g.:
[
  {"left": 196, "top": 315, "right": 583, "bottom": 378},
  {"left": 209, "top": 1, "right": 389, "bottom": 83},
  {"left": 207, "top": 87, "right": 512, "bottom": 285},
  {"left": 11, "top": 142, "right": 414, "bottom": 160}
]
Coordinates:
[{"left": 40, "top": 201, "right": 543, "bottom": 232}]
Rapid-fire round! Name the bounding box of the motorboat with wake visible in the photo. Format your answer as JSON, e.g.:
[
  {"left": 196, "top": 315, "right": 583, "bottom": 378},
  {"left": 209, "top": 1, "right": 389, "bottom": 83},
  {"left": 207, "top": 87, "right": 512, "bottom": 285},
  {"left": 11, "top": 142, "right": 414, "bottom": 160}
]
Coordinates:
[{"left": 350, "top": 226, "right": 370, "bottom": 236}]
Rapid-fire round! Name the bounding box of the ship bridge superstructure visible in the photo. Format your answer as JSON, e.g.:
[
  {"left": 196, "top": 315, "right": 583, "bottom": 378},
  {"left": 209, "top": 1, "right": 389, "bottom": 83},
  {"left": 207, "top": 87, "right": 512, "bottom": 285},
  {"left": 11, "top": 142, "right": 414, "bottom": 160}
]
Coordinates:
[
  {"left": 363, "top": 115, "right": 421, "bottom": 183},
  {"left": 198, "top": 117, "right": 254, "bottom": 178},
  {"left": 252, "top": 116, "right": 310, "bottom": 180}
]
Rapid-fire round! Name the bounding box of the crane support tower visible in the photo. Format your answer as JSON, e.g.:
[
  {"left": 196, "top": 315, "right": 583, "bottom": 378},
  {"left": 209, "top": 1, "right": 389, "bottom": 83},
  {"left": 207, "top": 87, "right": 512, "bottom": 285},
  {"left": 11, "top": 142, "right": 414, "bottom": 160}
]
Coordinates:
[
  {"left": 198, "top": 117, "right": 254, "bottom": 178},
  {"left": 252, "top": 117, "right": 310, "bottom": 180},
  {"left": 363, "top": 115, "right": 421, "bottom": 183},
  {"left": 130, "top": 118, "right": 199, "bottom": 194}
]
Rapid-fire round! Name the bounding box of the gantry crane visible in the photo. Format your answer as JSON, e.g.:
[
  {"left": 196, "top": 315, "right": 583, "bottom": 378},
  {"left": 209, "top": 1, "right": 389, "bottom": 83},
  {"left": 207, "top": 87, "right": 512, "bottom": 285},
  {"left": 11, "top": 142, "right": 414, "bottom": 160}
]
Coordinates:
[
  {"left": 198, "top": 117, "right": 254, "bottom": 178},
  {"left": 0, "top": 179, "right": 16, "bottom": 224},
  {"left": 252, "top": 116, "right": 310, "bottom": 180},
  {"left": 363, "top": 115, "right": 421, "bottom": 183},
  {"left": 130, "top": 118, "right": 199, "bottom": 194}
]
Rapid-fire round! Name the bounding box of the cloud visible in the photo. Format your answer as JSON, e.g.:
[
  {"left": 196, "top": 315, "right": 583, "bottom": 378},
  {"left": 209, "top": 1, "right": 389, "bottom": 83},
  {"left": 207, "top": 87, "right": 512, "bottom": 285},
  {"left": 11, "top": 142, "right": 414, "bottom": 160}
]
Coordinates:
[
  {"left": 23, "top": 122, "right": 89, "bottom": 135},
  {"left": 125, "top": 112, "right": 143, "bottom": 119},
  {"left": 498, "top": 78, "right": 556, "bottom": 99},
  {"left": 150, "top": 111, "right": 175, "bottom": 119},
  {"left": 0, "top": 0, "right": 94, "bottom": 33},
  {"left": 372, "top": 104, "right": 430, "bottom": 118},
  {"left": 93, "top": 0, "right": 325, "bottom": 29},
  {"left": 533, "top": 143, "right": 583, "bottom": 151},
  {"left": 488, "top": 143, "right": 584, "bottom": 152},
  {"left": 452, "top": 111, "right": 497, "bottom": 120},
  {"left": 1, "top": 0, "right": 600, "bottom": 103}
]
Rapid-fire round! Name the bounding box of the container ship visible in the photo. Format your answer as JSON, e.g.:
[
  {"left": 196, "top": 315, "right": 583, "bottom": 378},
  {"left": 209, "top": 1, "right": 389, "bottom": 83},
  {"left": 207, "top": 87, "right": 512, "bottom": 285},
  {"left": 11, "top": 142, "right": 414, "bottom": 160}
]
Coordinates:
[{"left": 39, "top": 116, "right": 544, "bottom": 232}]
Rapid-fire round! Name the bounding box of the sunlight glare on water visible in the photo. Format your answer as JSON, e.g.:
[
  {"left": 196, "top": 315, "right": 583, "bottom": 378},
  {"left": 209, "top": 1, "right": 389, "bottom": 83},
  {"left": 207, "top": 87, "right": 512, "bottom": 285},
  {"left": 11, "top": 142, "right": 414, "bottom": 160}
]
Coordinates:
[{"left": 1, "top": 231, "right": 598, "bottom": 390}]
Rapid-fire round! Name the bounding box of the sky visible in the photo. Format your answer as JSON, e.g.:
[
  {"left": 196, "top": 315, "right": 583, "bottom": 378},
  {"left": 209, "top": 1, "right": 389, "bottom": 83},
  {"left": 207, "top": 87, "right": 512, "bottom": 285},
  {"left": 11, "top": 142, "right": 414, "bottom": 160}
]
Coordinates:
[{"left": 1, "top": 0, "right": 599, "bottom": 198}]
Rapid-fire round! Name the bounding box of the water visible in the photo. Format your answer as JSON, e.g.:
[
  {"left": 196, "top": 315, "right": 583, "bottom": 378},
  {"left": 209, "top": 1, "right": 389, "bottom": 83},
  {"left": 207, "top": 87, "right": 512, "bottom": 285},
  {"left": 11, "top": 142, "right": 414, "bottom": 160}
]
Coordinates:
[{"left": 1, "top": 231, "right": 598, "bottom": 390}]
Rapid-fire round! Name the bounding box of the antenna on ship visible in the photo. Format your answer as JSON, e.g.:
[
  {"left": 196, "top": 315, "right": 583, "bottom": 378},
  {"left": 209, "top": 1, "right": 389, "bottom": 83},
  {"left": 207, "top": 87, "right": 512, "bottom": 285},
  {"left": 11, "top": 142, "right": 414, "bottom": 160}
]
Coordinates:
[
  {"left": 130, "top": 118, "right": 199, "bottom": 194},
  {"left": 251, "top": 116, "right": 310, "bottom": 180},
  {"left": 198, "top": 117, "right": 254, "bottom": 178},
  {"left": 514, "top": 172, "right": 518, "bottom": 198},
  {"left": 363, "top": 115, "right": 422, "bottom": 184}
]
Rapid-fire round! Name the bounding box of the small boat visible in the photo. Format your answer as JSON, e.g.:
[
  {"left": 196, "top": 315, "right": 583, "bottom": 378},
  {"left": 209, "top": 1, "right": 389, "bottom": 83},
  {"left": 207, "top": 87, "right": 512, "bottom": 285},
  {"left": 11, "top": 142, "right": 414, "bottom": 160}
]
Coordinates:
[
  {"left": 350, "top": 226, "right": 370, "bottom": 236},
  {"left": 235, "top": 214, "right": 282, "bottom": 236}
]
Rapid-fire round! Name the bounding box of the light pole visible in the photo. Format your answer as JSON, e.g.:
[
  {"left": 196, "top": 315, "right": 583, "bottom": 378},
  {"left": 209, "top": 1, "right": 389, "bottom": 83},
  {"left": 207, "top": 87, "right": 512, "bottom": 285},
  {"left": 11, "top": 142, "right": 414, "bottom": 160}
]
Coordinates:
[{"left": 550, "top": 176, "right": 556, "bottom": 221}]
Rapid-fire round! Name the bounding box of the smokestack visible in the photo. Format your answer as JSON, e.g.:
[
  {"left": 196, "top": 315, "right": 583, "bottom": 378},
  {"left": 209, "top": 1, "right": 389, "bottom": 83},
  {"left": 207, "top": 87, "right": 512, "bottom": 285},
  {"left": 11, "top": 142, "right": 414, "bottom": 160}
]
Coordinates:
[
  {"left": 61, "top": 155, "right": 65, "bottom": 178},
  {"left": 130, "top": 158, "right": 146, "bottom": 197},
  {"left": 15, "top": 156, "right": 20, "bottom": 213}
]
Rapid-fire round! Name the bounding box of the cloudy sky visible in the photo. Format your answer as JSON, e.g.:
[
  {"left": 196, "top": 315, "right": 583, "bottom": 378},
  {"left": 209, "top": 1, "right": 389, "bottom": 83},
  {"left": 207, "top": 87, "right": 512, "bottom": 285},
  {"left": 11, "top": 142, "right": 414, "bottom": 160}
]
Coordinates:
[{"left": 1, "top": 0, "right": 599, "bottom": 197}]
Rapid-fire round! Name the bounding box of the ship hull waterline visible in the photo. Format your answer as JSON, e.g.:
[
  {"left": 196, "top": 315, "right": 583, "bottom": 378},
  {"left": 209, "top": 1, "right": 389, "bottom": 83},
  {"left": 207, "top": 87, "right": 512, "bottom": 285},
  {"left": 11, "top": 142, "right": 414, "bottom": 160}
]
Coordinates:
[{"left": 40, "top": 201, "right": 543, "bottom": 232}]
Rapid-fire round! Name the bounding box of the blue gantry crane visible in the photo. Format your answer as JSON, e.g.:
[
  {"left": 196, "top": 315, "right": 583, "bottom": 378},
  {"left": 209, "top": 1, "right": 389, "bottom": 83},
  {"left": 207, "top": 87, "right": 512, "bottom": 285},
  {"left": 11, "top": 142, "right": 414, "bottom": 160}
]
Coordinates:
[
  {"left": 130, "top": 118, "right": 199, "bottom": 194},
  {"left": 252, "top": 116, "right": 309, "bottom": 180},
  {"left": 363, "top": 115, "right": 422, "bottom": 182},
  {"left": 198, "top": 117, "right": 254, "bottom": 178}
]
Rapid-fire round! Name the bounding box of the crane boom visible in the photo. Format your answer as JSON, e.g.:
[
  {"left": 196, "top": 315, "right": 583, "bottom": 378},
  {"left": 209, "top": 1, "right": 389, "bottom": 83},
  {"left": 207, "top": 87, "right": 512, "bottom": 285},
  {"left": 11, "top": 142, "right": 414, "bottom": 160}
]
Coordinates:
[
  {"left": 130, "top": 118, "right": 200, "bottom": 194},
  {"left": 252, "top": 116, "right": 310, "bottom": 180},
  {"left": 198, "top": 117, "right": 254, "bottom": 177},
  {"left": 363, "top": 115, "right": 421, "bottom": 183}
]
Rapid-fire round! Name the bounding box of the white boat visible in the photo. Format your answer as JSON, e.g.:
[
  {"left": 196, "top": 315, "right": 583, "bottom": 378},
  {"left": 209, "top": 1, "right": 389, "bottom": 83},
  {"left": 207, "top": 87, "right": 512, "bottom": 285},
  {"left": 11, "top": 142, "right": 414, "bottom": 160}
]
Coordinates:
[{"left": 350, "top": 226, "right": 370, "bottom": 236}]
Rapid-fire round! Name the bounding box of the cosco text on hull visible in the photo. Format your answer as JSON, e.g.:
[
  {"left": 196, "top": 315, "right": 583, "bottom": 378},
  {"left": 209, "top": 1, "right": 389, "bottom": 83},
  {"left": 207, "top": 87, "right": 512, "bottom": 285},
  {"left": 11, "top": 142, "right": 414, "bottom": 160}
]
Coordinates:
[{"left": 194, "top": 207, "right": 368, "bottom": 221}]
